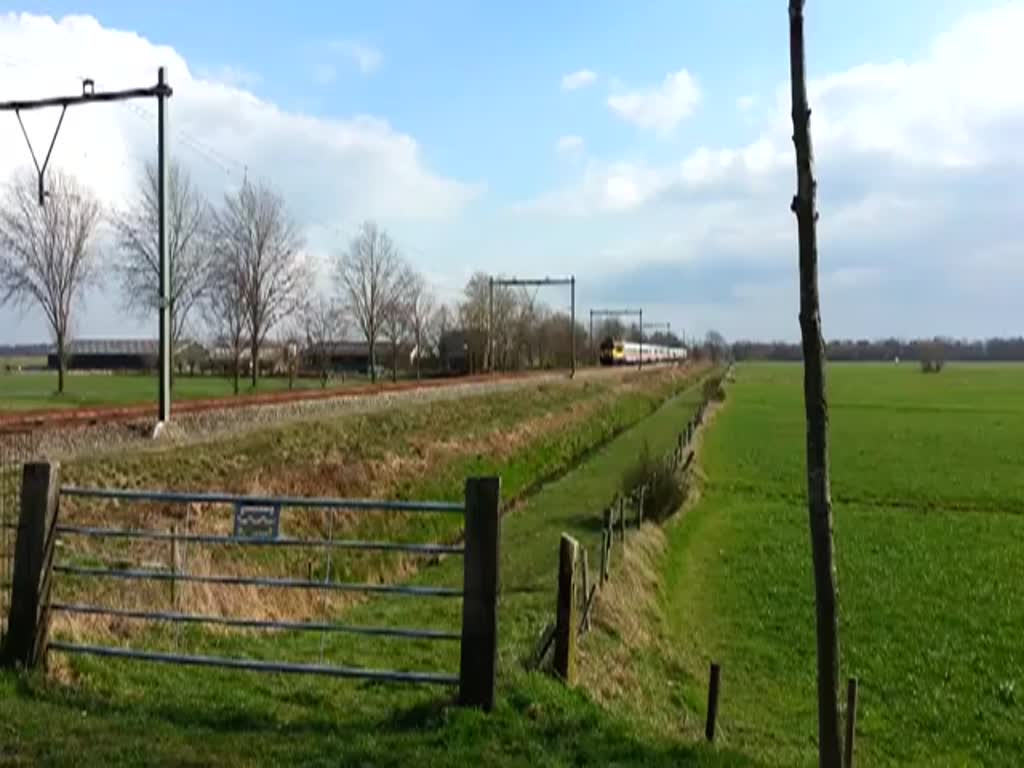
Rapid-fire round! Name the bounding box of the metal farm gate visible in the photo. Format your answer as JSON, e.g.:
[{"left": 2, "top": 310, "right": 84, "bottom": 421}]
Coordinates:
[{"left": 1, "top": 463, "right": 500, "bottom": 710}]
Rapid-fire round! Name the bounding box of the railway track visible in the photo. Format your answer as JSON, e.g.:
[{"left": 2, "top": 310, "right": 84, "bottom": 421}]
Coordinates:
[{"left": 0, "top": 368, "right": 591, "bottom": 433}]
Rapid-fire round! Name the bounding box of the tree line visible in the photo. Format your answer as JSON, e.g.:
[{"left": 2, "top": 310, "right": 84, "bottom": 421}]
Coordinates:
[
  {"left": 1, "top": 164, "right": 672, "bottom": 393},
  {"left": 731, "top": 337, "right": 1024, "bottom": 363},
  {"left": 0, "top": 164, "right": 450, "bottom": 392}
]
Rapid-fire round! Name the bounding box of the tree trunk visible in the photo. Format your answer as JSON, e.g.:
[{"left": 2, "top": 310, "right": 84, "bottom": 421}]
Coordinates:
[
  {"left": 250, "top": 338, "right": 259, "bottom": 388},
  {"left": 56, "top": 332, "right": 66, "bottom": 395},
  {"left": 391, "top": 339, "right": 398, "bottom": 383},
  {"left": 233, "top": 350, "right": 240, "bottom": 395},
  {"left": 368, "top": 338, "right": 377, "bottom": 383},
  {"left": 788, "top": 2, "right": 842, "bottom": 767}
]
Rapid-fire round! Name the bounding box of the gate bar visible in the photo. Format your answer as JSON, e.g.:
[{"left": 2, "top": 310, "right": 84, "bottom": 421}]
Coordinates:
[
  {"left": 55, "top": 524, "right": 464, "bottom": 555},
  {"left": 59, "top": 486, "right": 464, "bottom": 514},
  {"left": 48, "top": 642, "right": 459, "bottom": 685},
  {"left": 53, "top": 564, "right": 463, "bottom": 597},
  {"left": 51, "top": 603, "right": 460, "bottom": 641}
]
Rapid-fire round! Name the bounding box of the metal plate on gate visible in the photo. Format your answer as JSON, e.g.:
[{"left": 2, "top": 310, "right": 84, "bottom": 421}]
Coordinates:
[{"left": 233, "top": 503, "right": 281, "bottom": 540}]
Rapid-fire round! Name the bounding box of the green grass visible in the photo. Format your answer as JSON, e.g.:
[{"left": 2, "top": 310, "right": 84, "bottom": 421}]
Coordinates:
[
  {"left": 0, "top": 367, "right": 754, "bottom": 766},
  {"left": 0, "top": 371, "right": 370, "bottom": 411},
  {"left": 662, "top": 363, "right": 1024, "bottom": 766}
]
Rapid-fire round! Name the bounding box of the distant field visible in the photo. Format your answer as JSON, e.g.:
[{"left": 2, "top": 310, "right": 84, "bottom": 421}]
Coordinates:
[
  {"left": 0, "top": 370, "right": 370, "bottom": 411},
  {"left": 664, "top": 362, "right": 1024, "bottom": 765}
]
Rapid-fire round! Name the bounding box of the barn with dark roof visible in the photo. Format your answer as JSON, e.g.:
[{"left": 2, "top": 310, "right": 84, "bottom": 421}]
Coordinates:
[{"left": 48, "top": 339, "right": 160, "bottom": 372}]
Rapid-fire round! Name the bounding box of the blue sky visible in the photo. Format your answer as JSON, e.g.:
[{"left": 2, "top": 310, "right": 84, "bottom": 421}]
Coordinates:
[
  {"left": 1, "top": 1, "right": 1022, "bottom": 344},
  {"left": 22, "top": 0, "right": 996, "bottom": 196}
]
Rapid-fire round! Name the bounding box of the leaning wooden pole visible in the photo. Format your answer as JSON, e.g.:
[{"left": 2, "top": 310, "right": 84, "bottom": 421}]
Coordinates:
[{"left": 788, "top": 2, "right": 842, "bottom": 766}]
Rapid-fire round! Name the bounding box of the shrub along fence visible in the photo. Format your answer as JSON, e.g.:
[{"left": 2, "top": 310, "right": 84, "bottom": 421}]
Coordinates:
[
  {"left": 0, "top": 463, "right": 502, "bottom": 711},
  {"left": 532, "top": 395, "right": 711, "bottom": 680}
]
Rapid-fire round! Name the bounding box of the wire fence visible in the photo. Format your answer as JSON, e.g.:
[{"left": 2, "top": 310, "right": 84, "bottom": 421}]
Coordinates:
[{"left": 0, "top": 429, "right": 38, "bottom": 646}]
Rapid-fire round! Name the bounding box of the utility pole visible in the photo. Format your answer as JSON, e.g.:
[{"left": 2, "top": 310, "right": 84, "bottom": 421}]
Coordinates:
[
  {"left": 488, "top": 277, "right": 494, "bottom": 374},
  {"left": 157, "top": 67, "right": 170, "bottom": 424},
  {"left": 0, "top": 69, "right": 174, "bottom": 426},
  {"left": 639, "top": 308, "right": 643, "bottom": 370},
  {"left": 489, "top": 276, "right": 576, "bottom": 377},
  {"left": 570, "top": 277, "right": 576, "bottom": 377}
]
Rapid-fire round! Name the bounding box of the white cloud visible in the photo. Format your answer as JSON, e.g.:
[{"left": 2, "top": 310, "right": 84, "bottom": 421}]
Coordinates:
[
  {"left": 737, "top": 94, "right": 757, "bottom": 112},
  {"left": 328, "top": 39, "right": 383, "bottom": 75},
  {"left": 0, "top": 13, "right": 480, "bottom": 342},
  {"left": 561, "top": 69, "right": 596, "bottom": 91},
  {"left": 556, "top": 135, "right": 585, "bottom": 153},
  {"left": 198, "top": 64, "right": 261, "bottom": 89},
  {"left": 607, "top": 69, "right": 701, "bottom": 133},
  {"left": 517, "top": 4, "right": 1024, "bottom": 339}
]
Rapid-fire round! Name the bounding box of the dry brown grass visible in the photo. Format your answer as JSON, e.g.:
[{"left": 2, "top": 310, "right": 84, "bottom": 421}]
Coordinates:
[
  {"left": 49, "top": 381, "right": 624, "bottom": 640},
  {"left": 577, "top": 524, "right": 667, "bottom": 704}
]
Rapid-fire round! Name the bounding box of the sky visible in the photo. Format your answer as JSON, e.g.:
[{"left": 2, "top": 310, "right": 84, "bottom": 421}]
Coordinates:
[{"left": 0, "top": 0, "right": 1022, "bottom": 345}]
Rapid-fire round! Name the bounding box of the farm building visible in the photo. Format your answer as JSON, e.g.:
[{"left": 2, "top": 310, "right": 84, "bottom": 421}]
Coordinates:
[
  {"left": 303, "top": 340, "right": 411, "bottom": 376},
  {"left": 48, "top": 339, "right": 160, "bottom": 372}
]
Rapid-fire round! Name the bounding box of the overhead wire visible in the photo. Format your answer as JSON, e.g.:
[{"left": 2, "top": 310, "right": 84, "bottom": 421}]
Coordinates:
[{"left": 0, "top": 57, "right": 409, "bottom": 256}]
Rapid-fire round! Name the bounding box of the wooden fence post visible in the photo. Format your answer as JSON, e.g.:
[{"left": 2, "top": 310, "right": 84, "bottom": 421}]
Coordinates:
[
  {"left": 580, "top": 548, "right": 590, "bottom": 630},
  {"left": 459, "top": 476, "right": 501, "bottom": 711},
  {"left": 554, "top": 533, "right": 579, "bottom": 683},
  {"left": 705, "top": 662, "right": 721, "bottom": 742},
  {"left": 2, "top": 462, "right": 60, "bottom": 669},
  {"left": 170, "top": 524, "right": 179, "bottom": 609},
  {"left": 618, "top": 496, "right": 626, "bottom": 542},
  {"left": 845, "top": 677, "right": 858, "bottom": 768},
  {"left": 602, "top": 508, "right": 612, "bottom": 582}
]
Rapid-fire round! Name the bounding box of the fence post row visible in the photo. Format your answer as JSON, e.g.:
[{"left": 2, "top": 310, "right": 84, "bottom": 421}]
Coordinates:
[
  {"left": 459, "top": 476, "right": 501, "bottom": 711},
  {"left": 2, "top": 462, "right": 60, "bottom": 669},
  {"left": 554, "top": 533, "right": 579, "bottom": 684}
]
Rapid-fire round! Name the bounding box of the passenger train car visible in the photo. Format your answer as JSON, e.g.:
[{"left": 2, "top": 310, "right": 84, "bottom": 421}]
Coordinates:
[{"left": 599, "top": 337, "right": 688, "bottom": 366}]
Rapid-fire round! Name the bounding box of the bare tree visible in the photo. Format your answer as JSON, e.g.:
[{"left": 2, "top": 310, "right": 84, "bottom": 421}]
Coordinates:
[
  {"left": 0, "top": 168, "right": 101, "bottom": 394},
  {"left": 335, "top": 221, "right": 406, "bottom": 383},
  {"left": 212, "top": 179, "right": 308, "bottom": 388},
  {"left": 112, "top": 160, "right": 210, "bottom": 346},
  {"left": 204, "top": 254, "right": 246, "bottom": 395},
  {"left": 380, "top": 265, "right": 414, "bottom": 383},
  {"left": 705, "top": 330, "right": 729, "bottom": 363},
  {"left": 406, "top": 272, "right": 437, "bottom": 380},
  {"left": 789, "top": 2, "right": 842, "bottom": 766},
  {"left": 434, "top": 303, "right": 453, "bottom": 341},
  {"left": 302, "top": 294, "right": 345, "bottom": 387}
]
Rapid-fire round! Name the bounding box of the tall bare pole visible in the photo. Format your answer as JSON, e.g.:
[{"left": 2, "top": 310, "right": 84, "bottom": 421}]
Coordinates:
[
  {"left": 157, "top": 67, "right": 171, "bottom": 424},
  {"left": 788, "top": 2, "right": 842, "bottom": 766}
]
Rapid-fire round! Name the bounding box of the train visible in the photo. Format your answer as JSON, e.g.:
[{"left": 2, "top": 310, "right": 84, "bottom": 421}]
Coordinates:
[{"left": 599, "top": 337, "right": 688, "bottom": 366}]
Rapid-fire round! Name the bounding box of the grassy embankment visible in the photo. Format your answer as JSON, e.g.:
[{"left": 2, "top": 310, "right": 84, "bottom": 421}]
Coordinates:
[{"left": 0, "top": 364, "right": 758, "bottom": 766}]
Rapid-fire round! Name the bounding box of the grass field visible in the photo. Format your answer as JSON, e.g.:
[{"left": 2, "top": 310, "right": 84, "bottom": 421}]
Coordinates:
[
  {"left": 0, "top": 371, "right": 371, "bottom": 411},
  {"left": 663, "top": 363, "right": 1024, "bottom": 766},
  {"left": 0, "top": 367, "right": 744, "bottom": 766}
]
